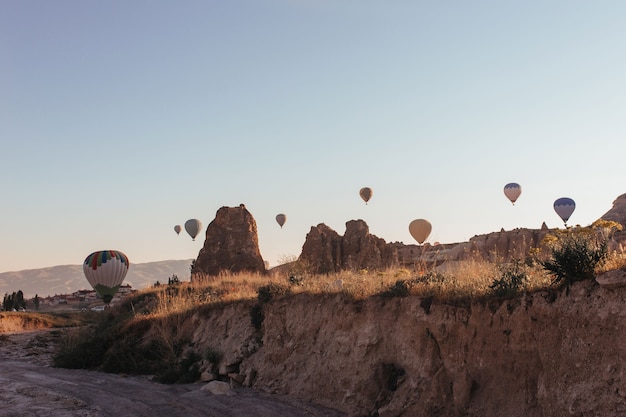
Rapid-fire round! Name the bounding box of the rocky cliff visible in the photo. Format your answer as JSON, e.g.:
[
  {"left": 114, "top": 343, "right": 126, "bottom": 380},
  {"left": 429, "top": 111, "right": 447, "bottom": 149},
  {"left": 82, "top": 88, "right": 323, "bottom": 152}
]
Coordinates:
[{"left": 188, "top": 279, "right": 626, "bottom": 417}]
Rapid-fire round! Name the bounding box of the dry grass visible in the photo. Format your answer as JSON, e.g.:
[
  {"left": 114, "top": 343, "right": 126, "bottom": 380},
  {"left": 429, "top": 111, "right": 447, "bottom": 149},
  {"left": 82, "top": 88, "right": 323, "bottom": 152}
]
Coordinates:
[
  {"left": 122, "top": 256, "right": 567, "bottom": 320},
  {"left": 0, "top": 311, "right": 87, "bottom": 333},
  {"left": 597, "top": 251, "right": 626, "bottom": 274}
]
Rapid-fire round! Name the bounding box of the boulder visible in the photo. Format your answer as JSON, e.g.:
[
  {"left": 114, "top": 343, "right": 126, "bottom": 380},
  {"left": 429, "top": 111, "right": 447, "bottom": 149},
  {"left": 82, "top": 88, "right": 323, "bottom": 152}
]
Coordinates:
[
  {"left": 201, "top": 381, "right": 234, "bottom": 396},
  {"left": 192, "top": 204, "right": 266, "bottom": 277}
]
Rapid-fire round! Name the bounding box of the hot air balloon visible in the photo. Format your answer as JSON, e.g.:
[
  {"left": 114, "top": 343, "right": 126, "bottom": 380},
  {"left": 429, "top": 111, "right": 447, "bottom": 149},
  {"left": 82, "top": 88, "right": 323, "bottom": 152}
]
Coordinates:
[
  {"left": 409, "top": 219, "right": 432, "bottom": 244},
  {"left": 276, "top": 213, "right": 287, "bottom": 228},
  {"left": 185, "top": 218, "right": 203, "bottom": 241},
  {"left": 174, "top": 225, "right": 182, "bottom": 235},
  {"left": 83, "top": 250, "right": 129, "bottom": 304},
  {"left": 554, "top": 197, "right": 576, "bottom": 226},
  {"left": 504, "top": 183, "right": 522, "bottom": 205},
  {"left": 359, "top": 187, "right": 373, "bottom": 204}
]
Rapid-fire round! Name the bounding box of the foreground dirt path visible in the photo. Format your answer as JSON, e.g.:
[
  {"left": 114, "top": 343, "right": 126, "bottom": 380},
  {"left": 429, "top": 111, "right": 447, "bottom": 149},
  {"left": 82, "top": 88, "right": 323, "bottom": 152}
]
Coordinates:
[{"left": 0, "top": 330, "right": 344, "bottom": 417}]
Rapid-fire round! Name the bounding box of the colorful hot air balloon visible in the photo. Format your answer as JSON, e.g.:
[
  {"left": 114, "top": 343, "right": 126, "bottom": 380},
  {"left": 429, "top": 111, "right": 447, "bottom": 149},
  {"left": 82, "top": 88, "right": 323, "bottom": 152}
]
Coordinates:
[
  {"left": 359, "top": 187, "right": 373, "bottom": 204},
  {"left": 409, "top": 219, "right": 432, "bottom": 244},
  {"left": 275, "top": 213, "right": 287, "bottom": 228},
  {"left": 554, "top": 197, "right": 576, "bottom": 226},
  {"left": 185, "top": 219, "right": 203, "bottom": 241},
  {"left": 504, "top": 183, "right": 522, "bottom": 205},
  {"left": 83, "top": 250, "right": 130, "bottom": 304},
  {"left": 174, "top": 225, "right": 182, "bottom": 235}
]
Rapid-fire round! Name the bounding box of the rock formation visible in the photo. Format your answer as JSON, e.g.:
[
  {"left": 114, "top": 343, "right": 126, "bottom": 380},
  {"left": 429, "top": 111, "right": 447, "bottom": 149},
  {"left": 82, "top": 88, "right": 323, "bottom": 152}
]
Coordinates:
[
  {"left": 299, "top": 220, "right": 398, "bottom": 274},
  {"left": 600, "top": 193, "right": 626, "bottom": 252},
  {"left": 192, "top": 204, "right": 266, "bottom": 277},
  {"left": 600, "top": 193, "right": 626, "bottom": 226}
]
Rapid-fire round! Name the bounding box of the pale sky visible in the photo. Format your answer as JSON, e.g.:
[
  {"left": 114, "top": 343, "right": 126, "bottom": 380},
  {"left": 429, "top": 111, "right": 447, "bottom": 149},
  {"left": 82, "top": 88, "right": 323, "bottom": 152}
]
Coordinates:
[{"left": 2, "top": 1, "right": 625, "bottom": 272}]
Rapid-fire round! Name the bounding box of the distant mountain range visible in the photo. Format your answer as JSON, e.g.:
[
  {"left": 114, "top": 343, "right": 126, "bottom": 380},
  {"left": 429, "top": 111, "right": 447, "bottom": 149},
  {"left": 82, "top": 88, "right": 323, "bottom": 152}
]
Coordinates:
[{"left": 0, "top": 259, "right": 194, "bottom": 299}]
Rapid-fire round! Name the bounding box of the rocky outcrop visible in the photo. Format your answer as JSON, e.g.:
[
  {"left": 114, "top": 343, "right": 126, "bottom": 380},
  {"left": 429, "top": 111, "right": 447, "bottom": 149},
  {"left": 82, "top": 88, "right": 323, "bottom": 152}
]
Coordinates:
[
  {"left": 188, "top": 280, "right": 626, "bottom": 417},
  {"left": 600, "top": 193, "right": 626, "bottom": 252},
  {"left": 600, "top": 193, "right": 626, "bottom": 226},
  {"left": 394, "top": 226, "right": 553, "bottom": 267},
  {"left": 299, "top": 220, "right": 398, "bottom": 273},
  {"left": 192, "top": 204, "right": 266, "bottom": 277}
]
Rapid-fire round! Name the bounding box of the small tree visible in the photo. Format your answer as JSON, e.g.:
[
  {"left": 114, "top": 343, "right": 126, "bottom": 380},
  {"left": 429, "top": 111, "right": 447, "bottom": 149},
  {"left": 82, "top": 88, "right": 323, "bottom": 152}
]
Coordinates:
[
  {"left": 16, "top": 290, "right": 25, "bottom": 310},
  {"left": 541, "top": 227, "right": 609, "bottom": 291},
  {"left": 3, "top": 293, "right": 14, "bottom": 311}
]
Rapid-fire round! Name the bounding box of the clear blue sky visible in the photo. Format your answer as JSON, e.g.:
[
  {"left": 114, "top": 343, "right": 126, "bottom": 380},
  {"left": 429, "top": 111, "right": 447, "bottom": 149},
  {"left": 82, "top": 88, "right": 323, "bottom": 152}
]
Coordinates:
[{"left": 2, "top": 1, "right": 625, "bottom": 272}]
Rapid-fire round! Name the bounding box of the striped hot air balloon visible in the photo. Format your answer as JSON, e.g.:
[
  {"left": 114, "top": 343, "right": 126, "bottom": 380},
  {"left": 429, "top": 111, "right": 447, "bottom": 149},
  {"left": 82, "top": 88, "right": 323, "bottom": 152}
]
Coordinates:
[{"left": 83, "top": 250, "right": 130, "bottom": 304}]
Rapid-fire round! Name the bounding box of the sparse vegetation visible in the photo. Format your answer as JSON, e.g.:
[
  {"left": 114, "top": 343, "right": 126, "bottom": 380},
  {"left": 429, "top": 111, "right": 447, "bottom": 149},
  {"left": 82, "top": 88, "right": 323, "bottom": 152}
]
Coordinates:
[
  {"left": 51, "top": 235, "right": 626, "bottom": 384},
  {"left": 489, "top": 260, "right": 528, "bottom": 298}
]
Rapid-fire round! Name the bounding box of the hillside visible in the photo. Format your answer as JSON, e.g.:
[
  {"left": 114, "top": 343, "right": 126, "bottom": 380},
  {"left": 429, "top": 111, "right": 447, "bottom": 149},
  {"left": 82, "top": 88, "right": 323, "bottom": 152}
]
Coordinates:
[{"left": 0, "top": 259, "right": 194, "bottom": 299}]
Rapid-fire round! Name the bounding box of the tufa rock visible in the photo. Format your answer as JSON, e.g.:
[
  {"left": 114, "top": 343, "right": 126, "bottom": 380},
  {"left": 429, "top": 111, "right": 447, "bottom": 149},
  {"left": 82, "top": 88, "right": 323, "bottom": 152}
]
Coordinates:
[
  {"left": 192, "top": 204, "right": 266, "bottom": 277},
  {"left": 600, "top": 193, "right": 626, "bottom": 227},
  {"left": 299, "top": 220, "right": 398, "bottom": 274}
]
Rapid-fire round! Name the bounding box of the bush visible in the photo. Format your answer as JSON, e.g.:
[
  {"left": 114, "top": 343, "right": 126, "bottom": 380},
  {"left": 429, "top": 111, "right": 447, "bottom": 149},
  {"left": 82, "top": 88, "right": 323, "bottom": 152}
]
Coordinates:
[
  {"left": 383, "top": 280, "right": 411, "bottom": 297},
  {"left": 257, "top": 283, "right": 289, "bottom": 304},
  {"left": 489, "top": 261, "right": 528, "bottom": 297},
  {"left": 541, "top": 231, "right": 608, "bottom": 290}
]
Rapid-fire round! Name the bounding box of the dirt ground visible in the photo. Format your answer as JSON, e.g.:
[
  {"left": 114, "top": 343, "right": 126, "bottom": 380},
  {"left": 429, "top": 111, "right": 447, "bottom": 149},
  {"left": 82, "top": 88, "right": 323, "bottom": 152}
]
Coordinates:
[{"left": 0, "top": 330, "right": 345, "bottom": 417}]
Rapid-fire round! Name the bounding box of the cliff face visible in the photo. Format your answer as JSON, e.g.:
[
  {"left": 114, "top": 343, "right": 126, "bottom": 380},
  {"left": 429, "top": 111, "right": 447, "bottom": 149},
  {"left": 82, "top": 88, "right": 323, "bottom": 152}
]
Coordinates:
[{"left": 190, "top": 280, "right": 626, "bottom": 417}]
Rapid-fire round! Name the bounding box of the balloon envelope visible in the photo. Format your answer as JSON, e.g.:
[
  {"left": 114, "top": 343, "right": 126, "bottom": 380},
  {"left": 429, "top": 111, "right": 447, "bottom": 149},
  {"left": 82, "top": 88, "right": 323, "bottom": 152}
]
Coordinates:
[
  {"left": 174, "top": 225, "right": 181, "bottom": 235},
  {"left": 185, "top": 219, "right": 203, "bottom": 241},
  {"left": 276, "top": 213, "right": 287, "bottom": 228},
  {"left": 83, "top": 250, "right": 130, "bottom": 304},
  {"left": 554, "top": 197, "right": 576, "bottom": 225},
  {"left": 409, "top": 219, "right": 432, "bottom": 244},
  {"left": 359, "top": 187, "right": 373, "bottom": 204},
  {"left": 504, "top": 183, "right": 522, "bottom": 204}
]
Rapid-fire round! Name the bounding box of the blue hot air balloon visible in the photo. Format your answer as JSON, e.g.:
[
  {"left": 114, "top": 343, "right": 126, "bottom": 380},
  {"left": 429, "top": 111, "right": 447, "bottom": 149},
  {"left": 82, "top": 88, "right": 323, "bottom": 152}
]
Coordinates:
[
  {"left": 554, "top": 197, "right": 576, "bottom": 226},
  {"left": 504, "top": 183, "right": 522, "bottom": 205}
]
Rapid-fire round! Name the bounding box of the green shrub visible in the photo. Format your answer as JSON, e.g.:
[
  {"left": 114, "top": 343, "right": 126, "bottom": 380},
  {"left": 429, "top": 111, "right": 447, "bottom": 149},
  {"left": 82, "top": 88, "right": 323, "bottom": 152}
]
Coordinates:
[
  {"left": 257, "top": 283, "right": 289, "bottom": 304},
  {"left": 489, "top": 261, "right": 528, "bottom": 297},
  {"left": 541, "top": 232, "right": 608, "bottom": 290}
]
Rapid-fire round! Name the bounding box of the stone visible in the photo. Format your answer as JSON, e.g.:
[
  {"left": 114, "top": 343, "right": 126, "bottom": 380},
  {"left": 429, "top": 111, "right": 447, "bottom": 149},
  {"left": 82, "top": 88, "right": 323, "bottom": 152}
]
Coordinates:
[
  {"left": 201, "top": 381, "right": 234, "bottom": 396},
  {"left": 596, "top": 268, "right": 626, "bottom": 289},
  {"left": 192, "top": 204, "right": 266, "bottom": 277}
]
